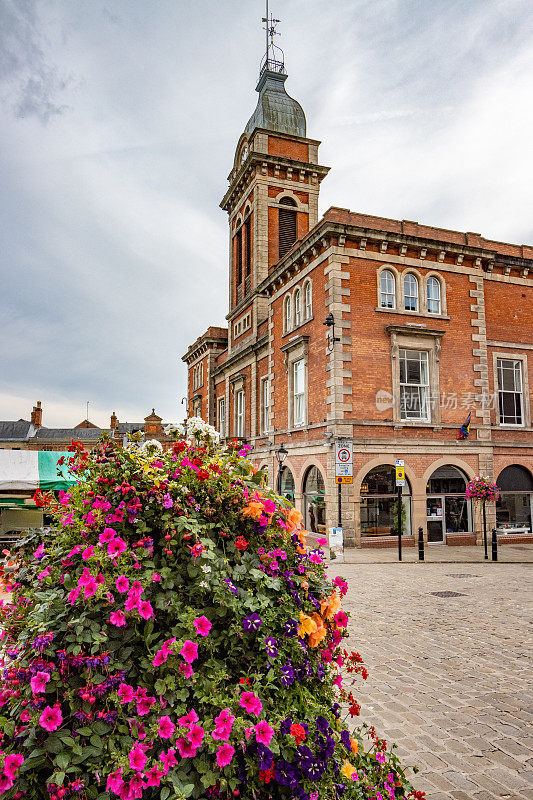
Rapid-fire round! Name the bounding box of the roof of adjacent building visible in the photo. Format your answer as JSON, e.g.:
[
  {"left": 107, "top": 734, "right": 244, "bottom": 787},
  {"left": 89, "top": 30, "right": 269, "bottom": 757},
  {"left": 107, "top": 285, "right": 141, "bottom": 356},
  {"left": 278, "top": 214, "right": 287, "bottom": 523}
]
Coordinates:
[
  {"left": 0, "top": 421, "right": 33, "bottom": 441},
  {"left": 34, "top": 427, "right": 104, "bottom": 440}
]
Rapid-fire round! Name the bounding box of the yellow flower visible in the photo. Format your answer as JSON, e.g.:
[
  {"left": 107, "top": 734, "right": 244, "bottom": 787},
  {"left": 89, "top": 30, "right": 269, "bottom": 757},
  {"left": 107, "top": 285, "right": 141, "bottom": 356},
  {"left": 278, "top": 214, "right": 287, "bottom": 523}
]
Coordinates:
[
  {"left": 341, "top": 760, "right": 356, "bottom": 780},
  {"left": 298, "top": 612, "right": 317, "bottom": 638}
]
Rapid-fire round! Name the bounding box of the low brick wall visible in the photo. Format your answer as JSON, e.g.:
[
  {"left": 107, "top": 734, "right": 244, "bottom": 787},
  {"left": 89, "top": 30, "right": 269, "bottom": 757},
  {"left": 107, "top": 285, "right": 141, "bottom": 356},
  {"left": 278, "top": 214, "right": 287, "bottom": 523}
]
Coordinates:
[
  {"left": 360, "top": 536, "right": 415, "bottom": 549},
  {"left": 497, "top": 534, "right": 533, "bottom": 545},
  {"left": 446, "top": 533, "right": 476, "bottom": 546}
]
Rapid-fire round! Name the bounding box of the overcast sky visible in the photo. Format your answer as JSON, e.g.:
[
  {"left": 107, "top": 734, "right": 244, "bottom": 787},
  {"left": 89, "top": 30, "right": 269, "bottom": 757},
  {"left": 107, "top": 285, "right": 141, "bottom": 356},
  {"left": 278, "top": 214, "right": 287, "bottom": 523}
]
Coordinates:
[{"left": 1, "top": 0, "right": 532, "bottom": 428}]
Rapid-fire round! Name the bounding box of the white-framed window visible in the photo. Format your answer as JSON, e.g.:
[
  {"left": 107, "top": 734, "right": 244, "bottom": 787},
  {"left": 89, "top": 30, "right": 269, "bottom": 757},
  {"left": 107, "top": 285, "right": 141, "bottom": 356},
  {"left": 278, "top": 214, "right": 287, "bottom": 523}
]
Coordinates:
[
  {"left": 217, "top": 397, "right": 226, "bottom": 436},
  {"left": 192, "top": 363, "right": 203, "bottom": 391},
  {"left": 293, "top": 358, "right": 305, "bottom": 426},
  {"left": 404, "top": 274, "right": 419, "bottom": 312},
  {"left": 399, "top": 349, "right": 430, "bottom": 421},
  {"left": 294, "top": 288, "right": 301, "bottom": 326},
  {"left": 260, "top": 377, "right": 270, "bottom": 434},
  {"left": 427, "top": 277, "right": 441, "bottom": 314},
  {"left": 284, "top": 295, "right": 292, "bottom": 333},
  {"left": 497, "top": 359, "right": 523, "bottom": 426},
  {"left": 235, "top": 389, "right": 245, "bottom": 437},
  {"left": 233, "top": 311, "right": 251, "bottom": 339},
  {"left": 304, "top": 280, "right": 312, "bottom": 319},
  {"left": 193, "top": 397, "right": 201, "bottom": 418},
  {"left": 380, "top": 270, "right": 395, "bottom": 309}
]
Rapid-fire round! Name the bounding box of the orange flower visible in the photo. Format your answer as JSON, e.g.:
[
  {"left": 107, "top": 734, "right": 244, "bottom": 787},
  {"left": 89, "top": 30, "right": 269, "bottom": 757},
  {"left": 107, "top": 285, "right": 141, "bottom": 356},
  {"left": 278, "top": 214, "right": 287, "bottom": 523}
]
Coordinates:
[
  {"left": 350, "top": 738, "right": 358, "bottom": 755},
  {"left": 298, "top": 612, "right": 317, "bottom": 638},
  {"left": 308, "top": 612, "right": 327, "bottom": 648},
  {"left": 320, "top": 590, "right": 341, "bottom": 621},
  {"left": 242, "top": 501, "right": 264, "bottom": 520},
  {"left": 287, "top": 508, "right": 303, "bottom": 530}
]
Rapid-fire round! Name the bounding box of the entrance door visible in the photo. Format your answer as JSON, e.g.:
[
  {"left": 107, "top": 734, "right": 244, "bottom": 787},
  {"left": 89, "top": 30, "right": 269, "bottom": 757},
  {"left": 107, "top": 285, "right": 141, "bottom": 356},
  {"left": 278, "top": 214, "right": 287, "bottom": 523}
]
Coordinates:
[{"left": 427, "top": 496, "right": 444, "bottom": 543}]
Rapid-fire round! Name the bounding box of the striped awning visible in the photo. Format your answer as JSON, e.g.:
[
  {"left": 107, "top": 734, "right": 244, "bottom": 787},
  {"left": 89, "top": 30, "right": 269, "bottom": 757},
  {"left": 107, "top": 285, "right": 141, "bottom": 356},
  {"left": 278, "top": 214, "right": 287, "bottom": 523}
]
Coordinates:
[{"left": 0, "top": 450, "right": 77, "bottom": 491}]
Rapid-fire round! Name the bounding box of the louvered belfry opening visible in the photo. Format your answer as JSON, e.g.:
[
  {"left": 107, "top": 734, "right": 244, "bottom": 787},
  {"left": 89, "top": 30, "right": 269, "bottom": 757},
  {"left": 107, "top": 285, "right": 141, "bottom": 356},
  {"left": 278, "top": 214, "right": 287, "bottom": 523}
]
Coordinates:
[{"left": 278, "top": 197, "right": 297, "bottom": 259}]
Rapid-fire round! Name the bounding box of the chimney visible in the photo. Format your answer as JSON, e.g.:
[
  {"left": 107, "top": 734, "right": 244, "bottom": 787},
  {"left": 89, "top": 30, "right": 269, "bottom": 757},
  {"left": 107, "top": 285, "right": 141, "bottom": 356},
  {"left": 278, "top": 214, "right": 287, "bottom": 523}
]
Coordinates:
[
  {"left": 30, "top": 401, "right": 42, "bottom": 428},
  {"left": 110, "top": 411, "right": 118, "bottom": 430}
]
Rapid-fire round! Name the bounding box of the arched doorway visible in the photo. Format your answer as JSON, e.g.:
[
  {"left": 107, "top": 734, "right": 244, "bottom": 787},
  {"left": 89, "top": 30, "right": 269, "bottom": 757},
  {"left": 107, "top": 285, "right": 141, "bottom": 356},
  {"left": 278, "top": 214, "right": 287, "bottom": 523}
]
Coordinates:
[
  {"left": 279, "top": 466, "right": 295, "bottom": 505},
  {"left": 496, "top": 465, "right": 533, "bottom": 533},
  {"left": 426, "top": 465, "right": 471, "bottom": 543},
  {"left": 359, "top": 465, "right": 411, "bottom": 539},
  {"left": 303, "top": 466, "right": 325, "bottom": 534}
]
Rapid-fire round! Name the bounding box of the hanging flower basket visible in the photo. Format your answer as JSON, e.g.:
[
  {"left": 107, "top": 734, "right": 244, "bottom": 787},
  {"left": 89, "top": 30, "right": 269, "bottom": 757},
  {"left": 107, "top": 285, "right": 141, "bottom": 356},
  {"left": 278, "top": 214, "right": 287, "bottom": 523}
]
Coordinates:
[{"left": 465, "top": 476, "right": 500, "bottom": 503}]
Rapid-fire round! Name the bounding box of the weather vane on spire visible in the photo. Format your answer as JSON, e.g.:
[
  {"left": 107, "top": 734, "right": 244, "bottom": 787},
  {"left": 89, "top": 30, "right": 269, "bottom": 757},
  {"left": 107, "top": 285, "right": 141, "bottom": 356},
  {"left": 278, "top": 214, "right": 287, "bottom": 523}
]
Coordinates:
[{"left": 260, "top": 0, "right": 285, "bottom": 76}]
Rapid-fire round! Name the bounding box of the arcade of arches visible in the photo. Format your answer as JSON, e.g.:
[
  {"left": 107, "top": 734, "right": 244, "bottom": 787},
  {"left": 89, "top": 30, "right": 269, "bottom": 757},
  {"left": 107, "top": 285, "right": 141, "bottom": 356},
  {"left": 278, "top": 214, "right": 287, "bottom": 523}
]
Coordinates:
[{"left": 263, "top": 458, "right": 533, "bottom": 548}]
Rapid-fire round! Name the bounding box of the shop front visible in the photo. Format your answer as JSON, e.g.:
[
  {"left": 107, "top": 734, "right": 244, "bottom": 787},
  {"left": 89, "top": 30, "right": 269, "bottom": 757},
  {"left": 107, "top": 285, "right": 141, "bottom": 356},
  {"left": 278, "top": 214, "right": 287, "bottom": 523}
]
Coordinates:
[
  {"left": 496, "top": 465, "right": 533, "bottom": 535},
  {"left": 426, "top": 465, "right": 472, "bottom": 544}
]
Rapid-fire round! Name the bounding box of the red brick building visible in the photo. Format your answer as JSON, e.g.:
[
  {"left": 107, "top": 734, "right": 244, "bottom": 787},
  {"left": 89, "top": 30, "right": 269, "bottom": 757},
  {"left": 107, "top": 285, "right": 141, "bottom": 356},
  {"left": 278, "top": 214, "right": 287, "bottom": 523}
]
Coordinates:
[{"left": 183, "top": 53, "right": 533, "bottom": 548}]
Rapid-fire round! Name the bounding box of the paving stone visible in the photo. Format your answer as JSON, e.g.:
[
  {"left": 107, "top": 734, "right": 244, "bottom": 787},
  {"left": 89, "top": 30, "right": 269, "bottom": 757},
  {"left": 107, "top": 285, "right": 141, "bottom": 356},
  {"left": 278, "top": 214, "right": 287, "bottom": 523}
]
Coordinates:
[{"left": 331, "top": 561, "right": 532, "bottom": 800}]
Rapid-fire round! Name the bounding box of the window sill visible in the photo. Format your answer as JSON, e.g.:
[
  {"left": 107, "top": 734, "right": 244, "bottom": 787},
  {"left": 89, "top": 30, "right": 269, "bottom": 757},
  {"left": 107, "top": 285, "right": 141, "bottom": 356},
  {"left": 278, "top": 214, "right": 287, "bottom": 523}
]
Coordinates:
[
  {"left": 375, "top": 307, "right": 449, "bottom": 321},
  {"left": 282, "top": 316, "right": 314, "bottom": 338}
]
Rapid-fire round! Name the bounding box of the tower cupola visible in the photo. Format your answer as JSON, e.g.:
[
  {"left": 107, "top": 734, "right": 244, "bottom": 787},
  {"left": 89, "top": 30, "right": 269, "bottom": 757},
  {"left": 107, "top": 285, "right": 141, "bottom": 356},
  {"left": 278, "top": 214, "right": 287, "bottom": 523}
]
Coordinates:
[{"left": 245, "top": 69, "right": 306, "bottom": 138}]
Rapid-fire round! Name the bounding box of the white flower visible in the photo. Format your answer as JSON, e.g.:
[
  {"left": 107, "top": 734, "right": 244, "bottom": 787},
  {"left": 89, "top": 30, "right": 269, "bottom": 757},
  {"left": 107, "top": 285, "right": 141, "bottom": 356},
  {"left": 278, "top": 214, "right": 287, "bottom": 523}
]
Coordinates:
[
  {"left": 140, "top": 439, "right": 163, "bottom": 454},
  {"left": 199, "top": 580, "right": 209, "bottom": 589},
  {"left": 201, "top": 565, "right": 212, "bottom": 574},
  {"left": 166, "top": 417, "right": 220, "bottom": 444}
]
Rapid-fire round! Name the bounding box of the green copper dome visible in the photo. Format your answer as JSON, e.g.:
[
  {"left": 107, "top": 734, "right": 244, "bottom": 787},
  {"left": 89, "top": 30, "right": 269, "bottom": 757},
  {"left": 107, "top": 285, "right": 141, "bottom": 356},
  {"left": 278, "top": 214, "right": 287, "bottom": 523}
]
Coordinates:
[{"left": 245, "top": 69, "right": 306, "bottom": 138}]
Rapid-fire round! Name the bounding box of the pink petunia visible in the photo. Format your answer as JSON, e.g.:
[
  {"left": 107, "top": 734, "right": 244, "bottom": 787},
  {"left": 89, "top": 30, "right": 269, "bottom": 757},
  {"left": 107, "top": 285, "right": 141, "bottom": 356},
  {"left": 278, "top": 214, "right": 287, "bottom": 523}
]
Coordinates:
[
  {"left": 33, "top": 543, "right": 45, "bottom": 559},
  {"left": 152, "top": 650, "right": 167, "bottom": 667},
  {"left": 38, "top": 705, "right": 62, "bottom": 732},
  {"left": 3, "top": 754, "right": 24, "bottom": 779},
  {"left": 212, "top": 708, "right": 234, "bottom": 741},
  {"left": 107, "top": 537, "right": 127, "bottom": 558},
  {"left": 106, "top": 770, "right": 124, "bottom": 794},
  {"left": 136, "top": 696, "right": 156, "bottom": 716},
  {"left": 309, "top": 552, "right": 323, "bottom": 564},
  {"left": 187, "top": 724, "right": 204, "bottom": 748},
  {"left": 82, "top": 545, "right": 95, "bottom": 560},
  {"left": 180, "top": 640, "right": 198, "bottom": 664},
  {"left": 99, "top": 527, "right": 117, "bottom": 544},
  {"left": 178, "top": 709, "right": 199, "bottom": 728},
  {"left": 83, "top": 577, "right": 98, "bottom": 598},
  {"left": 152, "top": 573, "right": 162, "bottom": 582},
  {"left": 67, "top": 587, "right": 80, "bottom": 605},
  {"left": 37, "top": 566, "right": 51, "bottom": 581},
  {"left": 115, "top": 575, "right": 129, "bottom": 593},
  {"left": 316, "top": 536, "right": 328, "bottom": 546},
  {"left": 157, "top": 716, "right": 176, "bottom": 739},
  {"left": 255, "top": 719, "right": 274, "bottom": 745},
  {"left": 0, "top": 776, "right": 13, "bottom": 793},
  {"left": 138, "top": 601, "right": 154, "bottom": 620},
  {"left": 145, "top": 766, "right": 164, "bottom": 787},
  {"left": 124, "top": 594, "right": 139, "bottom": 612},
  {"left": 193, "top": 615, "right": 212, "bottom": 637},
  {"left": 334, "top": 610, "right": 348, "bottom": 628},
  {"left": 110, "top": 610, "right": 127, "bottom": 627},
  {"left": 239, "top": 692, "right": 263, "bottom": 716},
  {"left": 176, "top": 738, "right": 197, "bottom": 758},
  {"left": 128, "top": 744, "right": 147, "bottom": 772},
  {"left": 30, "top": 671, "right": 50, "bottom": 694},
  {"left": 159, "top": 748, "right": 178, "bottom": 771},
  {"left": 179, "top": 662, "right": 194, "bottom": 678},
  {"left": 129, "top": 580, "right": 144, "bottom": 598},
  {"left": 216, "top": 743, "right": 235, "bottom": 768},
  {"left": 117, "top": 683, "right": 134, "bottom": 703}
]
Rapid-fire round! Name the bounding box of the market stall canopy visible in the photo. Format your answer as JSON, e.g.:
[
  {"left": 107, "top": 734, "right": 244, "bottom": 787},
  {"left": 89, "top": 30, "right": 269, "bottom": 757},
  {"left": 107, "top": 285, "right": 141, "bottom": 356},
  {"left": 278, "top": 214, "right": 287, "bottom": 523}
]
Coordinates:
[{"left": 0, "top": 451, "right": 77, "bottom": 491}]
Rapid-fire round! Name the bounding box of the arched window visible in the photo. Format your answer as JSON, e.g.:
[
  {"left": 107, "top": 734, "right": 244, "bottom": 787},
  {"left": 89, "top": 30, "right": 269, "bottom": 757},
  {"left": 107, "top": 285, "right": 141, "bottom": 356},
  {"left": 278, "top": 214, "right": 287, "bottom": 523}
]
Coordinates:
[
  {"left": 279, "top": 197, "right": 297, "bottom": 259},
  {"left": 294, "top": 288, "right": 301, "bottom": 326},
  {"left": 427, "top": 276, "right": 441, "bottom": 314},
  {"left": 404, "top": 273, "right": 419, "bottom": 311},
  {"left": 284, "top": 295, "right": 292, "bottom": 333},
  {"left": 304, "top": 280, "right": 312, "bottom": 319},
  {"left": 280, "top": 466, "right": 295, "bottom": 504},
  {"left": 426, "top": 465, "right": 471, "bottom": 543},
  {"left": 360, "top": 465, "right": 411, "bottom": 539},
  {"left": 303, "top": 466, "right": 326, "bottom": 534},
  {"left": 380, "top": 270, "right": 395, "bottom": 308},
  {"left": 496, "top": 465, "right": 533, "bottom": 533}
]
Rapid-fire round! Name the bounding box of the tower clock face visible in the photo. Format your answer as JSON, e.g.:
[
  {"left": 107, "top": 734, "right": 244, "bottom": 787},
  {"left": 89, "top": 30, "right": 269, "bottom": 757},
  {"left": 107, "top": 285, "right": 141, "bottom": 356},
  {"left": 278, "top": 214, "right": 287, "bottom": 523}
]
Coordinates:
[{"left": 240, "top": 144, "right": 249, "bottom": 164}]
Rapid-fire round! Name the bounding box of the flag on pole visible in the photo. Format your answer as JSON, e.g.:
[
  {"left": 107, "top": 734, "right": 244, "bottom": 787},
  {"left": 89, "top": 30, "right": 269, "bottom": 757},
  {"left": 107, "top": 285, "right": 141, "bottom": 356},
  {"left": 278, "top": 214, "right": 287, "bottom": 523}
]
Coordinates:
[{"left": 456, "top": 412, "right": 471, "bottom": 440}]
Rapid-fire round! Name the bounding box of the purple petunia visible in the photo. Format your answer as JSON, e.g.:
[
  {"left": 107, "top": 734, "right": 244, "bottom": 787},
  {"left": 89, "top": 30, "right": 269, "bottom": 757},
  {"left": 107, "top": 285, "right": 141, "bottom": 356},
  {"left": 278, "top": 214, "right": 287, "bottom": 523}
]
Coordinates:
[
  {"left": 264, "top": 637, "right": 278, "bottom": 659},
  {"left": 243, "top": 613, "right": 262, "bottom": 632},
  {"left": 284, "top": 619, "right": 298, "bottom": 637},
  {"left": 280, "top": 662, "right": 295, "bottom": 687}
]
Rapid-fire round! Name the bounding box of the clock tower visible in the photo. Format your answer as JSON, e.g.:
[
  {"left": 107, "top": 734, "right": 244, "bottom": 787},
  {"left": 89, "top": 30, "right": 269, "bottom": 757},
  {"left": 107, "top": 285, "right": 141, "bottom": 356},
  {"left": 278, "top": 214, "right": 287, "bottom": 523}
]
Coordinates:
[{"left": 220, "top": 13, "right": 329, "bottom": 354}]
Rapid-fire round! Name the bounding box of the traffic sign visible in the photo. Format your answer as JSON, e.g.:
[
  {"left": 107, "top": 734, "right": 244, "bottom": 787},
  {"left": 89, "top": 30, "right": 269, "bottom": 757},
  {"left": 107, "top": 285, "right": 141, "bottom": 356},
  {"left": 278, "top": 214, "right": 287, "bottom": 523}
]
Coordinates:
[
  {"left": 336, "top": 476, "right": 353, "bottom": 484},
  {"left": 395, "top": 459, "right": 405, "bottom": 486},
  {"left": 335, "top": 439, "right": 353, "bottom": 478}
]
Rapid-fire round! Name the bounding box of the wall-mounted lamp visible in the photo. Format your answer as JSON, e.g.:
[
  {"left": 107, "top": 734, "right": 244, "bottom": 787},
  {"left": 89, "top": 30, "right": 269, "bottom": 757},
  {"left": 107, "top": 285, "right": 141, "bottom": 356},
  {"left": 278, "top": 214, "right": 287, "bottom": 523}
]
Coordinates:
[{"left": 323, "top": 312, "right": 340, "bottom": 353}]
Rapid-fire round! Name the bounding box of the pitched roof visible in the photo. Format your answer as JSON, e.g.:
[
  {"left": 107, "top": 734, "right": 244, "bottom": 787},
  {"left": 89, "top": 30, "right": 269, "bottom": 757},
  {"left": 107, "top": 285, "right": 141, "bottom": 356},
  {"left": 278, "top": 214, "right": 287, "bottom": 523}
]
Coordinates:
[
  {"left": 0, "top": 421, "right": 33, "bottom": 441},
  {"left": 34, "top": 427, "right": 104, "bottom": 440}
]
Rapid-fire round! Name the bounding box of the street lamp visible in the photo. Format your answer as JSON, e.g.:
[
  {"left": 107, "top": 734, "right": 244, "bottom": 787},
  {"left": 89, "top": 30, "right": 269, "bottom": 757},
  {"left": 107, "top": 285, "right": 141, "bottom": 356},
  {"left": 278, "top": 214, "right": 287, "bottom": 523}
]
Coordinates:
[{"left": 275, "top": 442, "right": 288, "bottom": 495}]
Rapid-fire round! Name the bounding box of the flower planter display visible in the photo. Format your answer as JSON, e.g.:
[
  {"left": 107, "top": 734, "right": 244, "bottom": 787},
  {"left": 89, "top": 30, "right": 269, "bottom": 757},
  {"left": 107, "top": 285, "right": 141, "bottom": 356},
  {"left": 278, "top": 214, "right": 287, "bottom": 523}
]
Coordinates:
[{"left": 0, "top": 424, "right": 420, "bottom": 799}]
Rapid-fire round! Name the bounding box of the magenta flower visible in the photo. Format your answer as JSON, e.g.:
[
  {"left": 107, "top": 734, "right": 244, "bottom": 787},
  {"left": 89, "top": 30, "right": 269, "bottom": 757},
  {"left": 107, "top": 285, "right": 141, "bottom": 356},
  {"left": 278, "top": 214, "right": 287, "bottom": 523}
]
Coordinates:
[
  {"left": 82, "top": 545, "right": 94, "bottom": 560},
  {"left": 82, "top": 576, "right": 98, "bottom": 598},
  {"left": 136, "top": 696, "right": 156, "bottom": 715},
  {"left": 178, "top": 709, "right": 199, "bottom": 728},
  {"left": 67, "top": 587, "right": 80, "bottom": 605},
  {"left": 180, "top": 640, "right": 198, "bottom": 664},
  {"left": 38, "top": 705, "right": 63, "bottom": 732},
  {"left": 99, "top": 527, "right": 117, "bottom": 543},
  {"left": 157, "top": 715, "right": 176, "bottom": 739},
  {"left": 255, "top": 719, "right": 274, "bottom": 745},
  {"left": 187, "top": 723, "right": 204, "bottom": 748},
  {"left": 179, "top": 662, "right": 194, "bottom": 678},
  {"left": 30, "top": 671, "right": 50, "bottom": 694},
  {"left": 138, "top": 600, "right": 154, "bottom": 620},
  {"left": 145, "top": 766, "right": 164, "bottom": 787},
  {"left": 334, "top": 610, "right": 348, "bottom": 628},
  {"left": 216, "top": 743, "right": 235, "bottom": 768},
  {"left": 212, "top": 708, "right": 235, "bottom": 741},
  {"left": 107, "top": 537, "right": 127, "bottom": 558},
  {"left": 193, "top": 615, "right": 212, "bottom": 637},
  {"left": 110, "top": 610, "right": 127, "bottom": 627},
  {"left": 124, "top": 594, "right": 139, "bottom": 612},
  {"left": 159, "top": 748, "right": 178, "bottom": 772},
  {"left": 3, "top": 754, "right": 24, "bottom": 779},
  {"left": 176, "top": 738, "right": 197, "bottom": 758},
  {"left": 239, "top": 692, "right": 263, "bottom": 716},
  {"left": 152, "top": 573, "right": 162, "bottom": 582},
  {"left": 0, "top": 776, "right": 14, "bottom": 793},
  {"left": 33, "top": 543, "right": 45, "bottom": 560},
  {"left": 116, "top": 575, "right": 129, "bottom": 593},
  {"left": 162, "top": 493, "right": 173, "bottom": 508},
  {"left": 106, "top": 770, "right": 124, "bottom": 794},
  {"left": 117, "top": 683, "right": 134, "bottom": 703},
  {"left": 128, "top": 744, "right": 147, "bottom": 772}
]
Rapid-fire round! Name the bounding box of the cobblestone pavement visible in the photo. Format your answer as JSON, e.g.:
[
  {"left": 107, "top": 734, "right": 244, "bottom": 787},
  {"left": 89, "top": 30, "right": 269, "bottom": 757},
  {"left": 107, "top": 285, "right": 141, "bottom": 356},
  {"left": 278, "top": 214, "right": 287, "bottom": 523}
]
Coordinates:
[
  {"left": 342, "top": 544, "right": 533, "bottom": 564},
  {"left": 328, "top": 561, "right": 533, "bottom": 800}
]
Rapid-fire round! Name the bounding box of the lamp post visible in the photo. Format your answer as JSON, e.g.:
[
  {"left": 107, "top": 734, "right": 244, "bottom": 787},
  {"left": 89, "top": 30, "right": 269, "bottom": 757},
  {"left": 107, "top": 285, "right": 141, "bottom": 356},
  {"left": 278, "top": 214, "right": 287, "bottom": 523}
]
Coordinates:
[{"left": 276, "top": 443, "right": 288, "bottom": 496}]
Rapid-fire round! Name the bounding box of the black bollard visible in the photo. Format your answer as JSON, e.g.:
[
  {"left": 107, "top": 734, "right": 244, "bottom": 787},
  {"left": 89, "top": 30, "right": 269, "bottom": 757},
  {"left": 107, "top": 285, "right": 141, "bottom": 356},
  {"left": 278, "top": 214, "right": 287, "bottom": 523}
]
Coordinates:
[
  {"left": 491, "top": 528, "right": 498, "bottom": 562},
  {"left": 418, "top": 526, "right": 425, "bottom": 561}
]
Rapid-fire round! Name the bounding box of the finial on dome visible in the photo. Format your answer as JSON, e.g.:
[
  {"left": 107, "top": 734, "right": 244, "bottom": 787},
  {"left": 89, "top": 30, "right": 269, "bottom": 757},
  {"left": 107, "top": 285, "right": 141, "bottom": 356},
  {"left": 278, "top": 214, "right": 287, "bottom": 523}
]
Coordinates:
[{"left": 260, "top": 0, "right": 284, "bottom": 77}]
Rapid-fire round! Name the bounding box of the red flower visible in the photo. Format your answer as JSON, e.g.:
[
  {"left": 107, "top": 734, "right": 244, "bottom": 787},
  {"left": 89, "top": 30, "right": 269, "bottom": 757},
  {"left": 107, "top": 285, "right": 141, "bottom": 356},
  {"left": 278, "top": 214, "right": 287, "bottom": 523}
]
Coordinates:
[
  {"left": 290, "top": 723, "right": 306, "bottom": 745},
  {"left": 197, "top": 469, "right": 210, "bottom": 481},
  {"left": 234, "top": 536, "right": 248, "bottom": 552}
]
